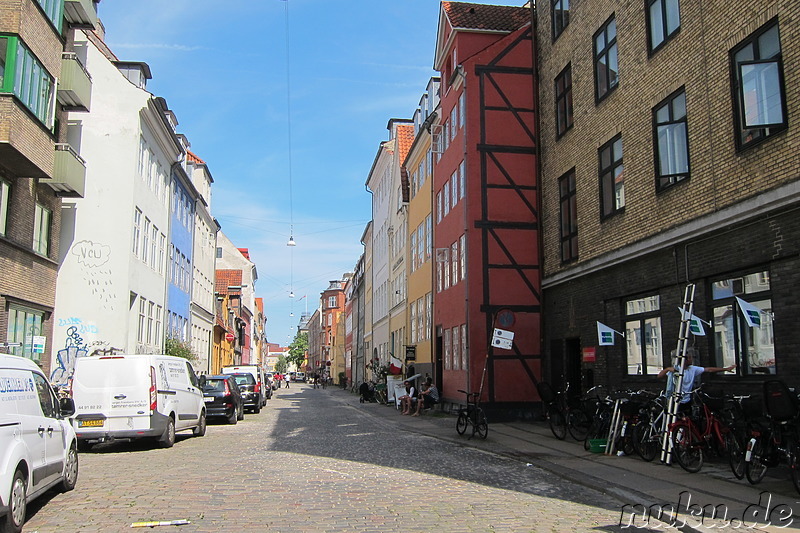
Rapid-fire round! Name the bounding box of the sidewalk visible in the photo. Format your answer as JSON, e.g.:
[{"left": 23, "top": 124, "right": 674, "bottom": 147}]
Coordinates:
[{"left": 334, "top": 387, "right": 800, "bottom": 532}]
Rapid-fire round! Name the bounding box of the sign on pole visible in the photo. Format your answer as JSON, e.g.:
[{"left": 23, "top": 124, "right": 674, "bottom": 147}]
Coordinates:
[{"left": 491, "top": 328, "right": 514, "bottom": 350}]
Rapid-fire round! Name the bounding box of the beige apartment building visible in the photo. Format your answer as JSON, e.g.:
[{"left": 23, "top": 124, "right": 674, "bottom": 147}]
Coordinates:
[{"left": 537, "top": 0, "right": 800, "bottom": 393}]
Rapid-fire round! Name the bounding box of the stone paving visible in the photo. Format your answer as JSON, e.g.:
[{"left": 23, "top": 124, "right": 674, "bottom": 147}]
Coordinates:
[{"left": 21, "top": 384, "right": 658, "bottom": 532}]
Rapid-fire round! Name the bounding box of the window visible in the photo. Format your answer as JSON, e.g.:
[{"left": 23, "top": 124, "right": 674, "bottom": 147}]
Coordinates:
[
  {"left": 559, "top": 170, "right": 578, "bottom": 262},
  {"left": 459, "top": 234, "right": 466, "bottom": 281},
  {"left": 451, "top": 241, "right": 459, "bottom": 285},
  {"left": 425, "top": 215, "right": 432, "bottom": 260},
  {"left": 459, "top": 160, "right": 466, "bottom": 199},
  {"left": 436, "top": 192, "right": 442, "bottom": 223},
  {"left": 647, "top": 0, "right": 680, "bottom": 54},
  {"left": 594, "top": 16, "right": 619, "bottom": 103},
  {"left": 0, "top": 179, "right": 9, "bottom": 236},
  {"left": 426, "top": 293, "right": 432, "bottom": 341},
  {"left": 599, "top": 135, "right": 624, "bottom": 219},
  {"left": 417, "top": 224, "right": 424, "bottom": 268},
  {"left": 33, "top": 203, "right": 50, "bottom": 256},
  {"left": 410, "top": 231, "right": 417, "bottom": 272},
  {"left": 444, "top": 181, "right": 451, "bottom": 217},
  {"left": 216, "top": 247, "right": 222, "bottom": 258},
  {"left": 133, "top": 208, "right": 142, "bottom": 257},
  {"left": 451, "top": 169, "right": 459, "bottom": 208},
  {"left": 6, "top": 305, "right": 44, "bottom": 361},
  {"left": 461, "top": 324, "right": 468, "bottom": 370},
  {"left": 450, "top": 107, "right": 458, "bottom": 140},
  {"left": 35, "top": 0, "right": 64, "bottom": 31},
  {"left": 711, "top": 271, "right": 774, "bottom": 376},
  {"left": 731, "top": 19, "right": 787, "bottom": 151},
  {"left": 158, "top": 233, "right": 166, "bottom": 274},
  {"left": 452, "top": 326, "right": 460, "bottom": 370},
  {"left": 552, "top": 0, "right": 570, "bottom": 40},
  {"left": 142, "top": 218, "right": 151, "bottom": 265},
  {"left": 147, "top": 301, "right": 155, "bottom": 344},
  {"left": 555, "top": 64, "right": 573, "bottom": 137},
  {"left": 410, "top": 302, "right": 417, "bottom": 343},
  {"left": 444, "top": 328, "right": 452, "bottom": 370},
  {"left": 0, "top": 37, "right": 56, "bottom": 126},
  {"left": 328, "top": 296, "right": 337, "bottom": 308},
  {"left": 625, "top": 295, "right": 663, "bottom": 375},
  {"left": 459, "top": 92, "right": 466, "bottom": 129},
  {"left": 654, "top": 88, "right": 689, "bottom": 190}
]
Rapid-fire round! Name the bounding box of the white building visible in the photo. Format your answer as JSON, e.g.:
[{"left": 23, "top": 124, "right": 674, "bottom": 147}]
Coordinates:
[
  {"left": 53, "top": 28, "right": 183, "bottom": 369},
  {"left": 215, "top": 231, "right": 258, "bottom": 365}
]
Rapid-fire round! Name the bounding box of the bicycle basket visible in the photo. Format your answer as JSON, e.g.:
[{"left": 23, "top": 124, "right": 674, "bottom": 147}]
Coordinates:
[
  {"left": 536, "top": 382, "right": 557, "bottom": 404},
  {"left": 763, "top": 380, "right": 798, "bottom": 422}
]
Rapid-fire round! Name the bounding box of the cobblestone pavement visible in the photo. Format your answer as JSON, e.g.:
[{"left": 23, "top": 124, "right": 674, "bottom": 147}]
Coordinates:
[{"left": 23, "top": 385, "right": 662, "bottom": 532}]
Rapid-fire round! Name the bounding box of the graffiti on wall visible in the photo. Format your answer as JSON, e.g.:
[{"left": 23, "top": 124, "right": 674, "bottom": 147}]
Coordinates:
[
  {"left": 71, "top": 240, "right": 115, "bottom": 312},
  {"left": 49, "top": 322, "right": 122, "bottom": 386}
]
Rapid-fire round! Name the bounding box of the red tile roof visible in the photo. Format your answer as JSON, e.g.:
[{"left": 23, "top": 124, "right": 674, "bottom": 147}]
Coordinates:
[
  {"left": 442, "top": 1, "right": 531, "bottom": 32},
  {"left": 396, "top": 123, "right": 415, "bottom": 164},
  {"left": 187, "top": 150, "right": 205, "bottom": 165},
  {"left": 215, "top": 270, "right": 242, "bottom": 295},
  {"left": 238, "top": 248, "right": 250, "bottom": 260}
]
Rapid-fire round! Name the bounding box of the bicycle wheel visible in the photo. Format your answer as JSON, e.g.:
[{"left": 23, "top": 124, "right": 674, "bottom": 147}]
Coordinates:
[
  {"left": 789, "top": 442, "right": 800, "bottom": 495},
  {"left": 567, "top": 408, "right": 590, "bottom": 441},
  {"left": 475, "top": 409, "right": 488, "bottom": 440},
  {"left": 633, "top": 417, "right": 659, "bottom": 462},
  {"left": 745, "top": 436, "right": 768, "bottom": 485},
  {"left": 456, "top": 411, "right": 468, "bottom": 435},
  {"left": 548, "top": 405, "right": 567, "bottom": 440},
  {"left": 671, "top": 423, "right": 704, "bottom": 473},
  {"left": 583, "top": 416, "right": 606, "bottom": 451},
  {"left": 726, "top": 431, "right": 746, "bottom": 480}
]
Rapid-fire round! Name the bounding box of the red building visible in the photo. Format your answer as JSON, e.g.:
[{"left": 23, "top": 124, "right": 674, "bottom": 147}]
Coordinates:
[{"left": 432, "top": 2, "right": 539, "bottom": 411}]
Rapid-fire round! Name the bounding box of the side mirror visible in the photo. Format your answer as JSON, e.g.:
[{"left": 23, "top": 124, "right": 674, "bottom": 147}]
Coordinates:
[{"left": 60, "top": 397, "right": 76, "bottom": 417}]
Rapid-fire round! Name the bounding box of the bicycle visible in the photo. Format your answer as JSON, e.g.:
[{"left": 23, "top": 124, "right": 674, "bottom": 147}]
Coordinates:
[
  {"left": 744, "top": 380, "right": 800, "bottom": 493},
  {"left": 632, "top": 393, "right": 668, "bottom": 462},
  {"left": 537, "top": 381, "right": 567, "bottom": 440},
  {"left": 456, "top": 389, "right": 488, "bottom": 439},
  {"left": 668, "top": 388, "right": 738, "bottom": 473}
]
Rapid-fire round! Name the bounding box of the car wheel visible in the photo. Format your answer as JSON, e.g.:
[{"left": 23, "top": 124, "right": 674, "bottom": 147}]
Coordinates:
[
  {"left": 160, "top": 416, "right": 176, "bottom": 448},
  {"left": 1, "top": 469, "right": 26, "bottom": 533},
  {"left": 237, "top": 404, "right": 244, "bottom": 421},
  {"left": 193, "top": 411, "right": 206, "bottom": 437},
  {"left": 253, "top": 404, "right": 261, "bottom": 414},
  {"left": 228, "top": 408, "right": 238, "bottom": 425},
  {"left": 60, "top": 444, "right": 79, "bottom": 492}
]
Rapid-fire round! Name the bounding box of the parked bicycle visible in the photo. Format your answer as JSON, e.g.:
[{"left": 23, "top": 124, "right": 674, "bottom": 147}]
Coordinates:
[
  {"left": 744, "top": 380, "right": 800, "bottom": 493},
  {"left": 632, "top": 392, "right": 668, "bottom": 462},
  {"left": 537, "top": 381, "right": 567, "bottom": 440},
  {"left": 456, "top": 389, "right": 488, "bottom": 439}
]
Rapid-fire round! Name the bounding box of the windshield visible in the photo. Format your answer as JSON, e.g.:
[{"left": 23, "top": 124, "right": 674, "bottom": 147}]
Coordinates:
[{"left": 232, "top": 374, "right": 255, "bottom": 386}]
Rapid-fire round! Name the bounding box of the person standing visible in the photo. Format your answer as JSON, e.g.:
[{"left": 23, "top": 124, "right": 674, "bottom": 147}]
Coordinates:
[
  {"left": 658, "top": 348, "right": 735, "bottom": 413},
  {"left": 285, "top": 373, "right": 290, "bottom": 388}
]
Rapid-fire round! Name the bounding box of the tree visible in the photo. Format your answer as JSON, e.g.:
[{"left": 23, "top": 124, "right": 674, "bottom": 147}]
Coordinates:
[
  {"left": 274, "top": 354, "right": 288, "bottom": 374},
  {"left": 164, "top": 337, "right": 197, "bottom": 364},
  {"left": 287, "top": 332, "right": 308, "bottom": 369}
]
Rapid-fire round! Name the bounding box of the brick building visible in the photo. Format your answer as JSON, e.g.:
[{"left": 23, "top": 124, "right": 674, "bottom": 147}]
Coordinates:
[
  {"left": 0, "top": 0, "right": 95, "bottom": 372},
  {"left": 537, "top": 0, "right": 800, "bottom": 394}
]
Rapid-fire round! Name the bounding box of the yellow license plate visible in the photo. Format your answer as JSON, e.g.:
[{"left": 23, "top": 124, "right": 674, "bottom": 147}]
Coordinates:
[{"left": 79, "top": 419, "right": 104, "bottom": 428}]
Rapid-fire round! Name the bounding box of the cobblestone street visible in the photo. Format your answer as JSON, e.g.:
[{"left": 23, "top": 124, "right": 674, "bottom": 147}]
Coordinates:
[{"left": 21, "top": 384, "right": 642, "bottom": 532}]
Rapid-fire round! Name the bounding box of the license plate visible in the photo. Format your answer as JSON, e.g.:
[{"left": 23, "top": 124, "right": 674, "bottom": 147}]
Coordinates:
[
  {"left": 204, "top": 397, "right": 214, "bottom": 403},
  {"left": 79, "top": 419, "right": 104, "bottom": 428}
]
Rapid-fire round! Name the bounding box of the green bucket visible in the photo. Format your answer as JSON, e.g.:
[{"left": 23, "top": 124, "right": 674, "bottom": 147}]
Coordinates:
[{"left": 589, "top": 439, "right": 607, "bottom": 453}]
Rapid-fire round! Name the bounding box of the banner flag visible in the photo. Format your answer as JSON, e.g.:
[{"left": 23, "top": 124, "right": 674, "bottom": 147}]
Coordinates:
[
  {"left": 597, "top": 321, "right": 622, "bottom": 346},
  {"left": 678, "top": 308, "right": 707, "bottom": 336},
  {"left": 736, "top": 297, "right": 763, "bottom": 328}
]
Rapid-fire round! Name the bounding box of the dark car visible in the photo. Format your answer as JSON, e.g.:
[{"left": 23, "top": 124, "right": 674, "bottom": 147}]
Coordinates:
[
  {"left": 231, "top": 373, "right": 262, "bottom": 413},
  {"left": 201, "top": 375, "right": 244, "bottom": 424}
]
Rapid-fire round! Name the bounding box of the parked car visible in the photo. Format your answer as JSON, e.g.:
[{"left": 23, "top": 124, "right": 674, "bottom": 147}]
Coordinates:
[
  {"left": 200, "top": 375, "right": 243, "bottom": 424},
  {"left": 70, "top": 354, "right": 206, "bottom": 450},
  {"left": 294, "top": 372, "right": 306, "bottom": 383},
  {"left": 1, "top": 353, "right": 79, "bottom": 533},
  {"left": 221, "top": 365, "right": 267, "bottom": 410},
  {"left": 229, "top": 373, "right": 262, "bottom": 413}
]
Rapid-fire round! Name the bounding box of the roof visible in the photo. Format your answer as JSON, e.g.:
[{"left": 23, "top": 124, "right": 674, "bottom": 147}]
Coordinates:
[
  {"left": 396, "top": 123, "right": 415, "bottom": 164},
  {"left": 442, "top": 2, "right": 531, "bottom": 32},
  {"left": 215, "top": 270, "right": 243, "bottom": 295},
  {"left": 238, "top": 248, "right": 251, "bottom": 260},
  {"left": 187, "top": 150, "right": 205, "bottom": 165}
]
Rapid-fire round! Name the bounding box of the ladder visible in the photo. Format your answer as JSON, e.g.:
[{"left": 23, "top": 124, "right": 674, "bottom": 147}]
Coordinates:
[{"left": 660, "top": 283, "right": 696, "bottom": 464}]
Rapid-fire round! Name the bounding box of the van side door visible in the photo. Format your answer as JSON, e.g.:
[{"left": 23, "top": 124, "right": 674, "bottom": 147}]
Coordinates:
[
  {"left": 184, "top": 362, "right": 203, "bottom": 424},
  {"left": 31, "top": 373, "right": 66, "bottom": 487}
]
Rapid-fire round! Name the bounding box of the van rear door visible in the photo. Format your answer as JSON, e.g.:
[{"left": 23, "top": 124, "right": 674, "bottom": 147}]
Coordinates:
[{"left": 72, "top": 357, "right": 151, "bottom": 432}]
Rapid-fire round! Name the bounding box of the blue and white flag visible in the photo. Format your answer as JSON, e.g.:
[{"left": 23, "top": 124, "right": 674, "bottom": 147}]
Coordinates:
[
  {"left": 597, "top": 321, "right": 623, "bottom": 346},
  {"left": 736, "top": 297, "right": 763, "bottom": 328},
  {"left": 678, "top": 308, "right": 708, "bottom": 336}
]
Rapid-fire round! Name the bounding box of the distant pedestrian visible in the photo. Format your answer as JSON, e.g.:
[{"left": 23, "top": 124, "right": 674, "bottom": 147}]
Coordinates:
[{"left": 285, "top": 374, "right": 290, "bottom": 388}]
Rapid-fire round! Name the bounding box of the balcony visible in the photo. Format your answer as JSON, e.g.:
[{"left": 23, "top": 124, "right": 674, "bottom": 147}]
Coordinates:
[
  {"left": 42, "top": 144, "right": 86, "bottom": 198},
  {"left": 64, "top": 0, "right": 98, "bottom": 29},
  {"left": 58, "top": 53, "right": 92, "bottom": 111}
]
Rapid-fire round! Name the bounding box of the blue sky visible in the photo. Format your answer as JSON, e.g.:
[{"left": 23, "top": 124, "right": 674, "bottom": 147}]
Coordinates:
[{"left": 96, "top": 0, "right": 446, "bottom": 346}]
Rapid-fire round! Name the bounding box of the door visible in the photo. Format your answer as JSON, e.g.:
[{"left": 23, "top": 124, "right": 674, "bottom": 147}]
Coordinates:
[{"left": 32, "top": 372, "right": 64, "bottom": 488}]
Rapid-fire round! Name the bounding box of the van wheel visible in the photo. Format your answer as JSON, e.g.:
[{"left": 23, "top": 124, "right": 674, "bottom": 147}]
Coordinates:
[
  {"left": 60, "top": 444, "right": 79, "bottom": 492},
  {"left": 77, "top": 440, "right": 93, "bottom": 453},
  {"left": 193, "top": 412, "right": 206, "bottom": 437},
  {"left": 1, "top": 469, "right": 26, "bottom": 533},
  {"left": 160, "top": 416, "right": 176, "bottom": 448}
]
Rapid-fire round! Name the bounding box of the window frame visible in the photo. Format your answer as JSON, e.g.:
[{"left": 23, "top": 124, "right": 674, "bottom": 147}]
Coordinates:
[
  {"left": 551, "top": 0, "right": 570, "bottom": 41},
  {"left": 558, "top": 169, "right": 578, "bottom": 263},
  {"left": 555, "top": 63, "right": 574, "bottom": 138},
  {"left": 624, "top": 295, "right": 663, "bottom": 375},
  {"left": 730, "top": 18, "right": 787, "bottom": 152},
  {"left": 646, "top": 0, "right": 681, "bottom": 55},
  {"left": 0, "top": 179, "right": 9, "bottom": 236},
  {"left": 0, "top": 36, "right": 56, "bottom": 127},
  {"left": 593, "top": 15, "right": 619, "bottom": 104},
  {"left": 598, "top": 134, "right": 625, "bottom": 220},
  {"left": 33, "top": 202, "right": 51, "bottom": 256},
  {"left": 6, "top": 304, "right": 44, "bottom": 362},
  {"left": 653, "top": 87, "right": 690, "bottom": 191}
]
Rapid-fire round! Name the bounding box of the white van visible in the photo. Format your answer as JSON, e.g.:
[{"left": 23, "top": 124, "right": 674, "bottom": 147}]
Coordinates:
[
  {"left": 70, "top": 355, "right": 206, "bottom": 450},
  {"left": 221, "top": 365, "right": 267, "bottom": 412},
  {"left": 1, "top": 353, "right": 78, "bottom": 533}
]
